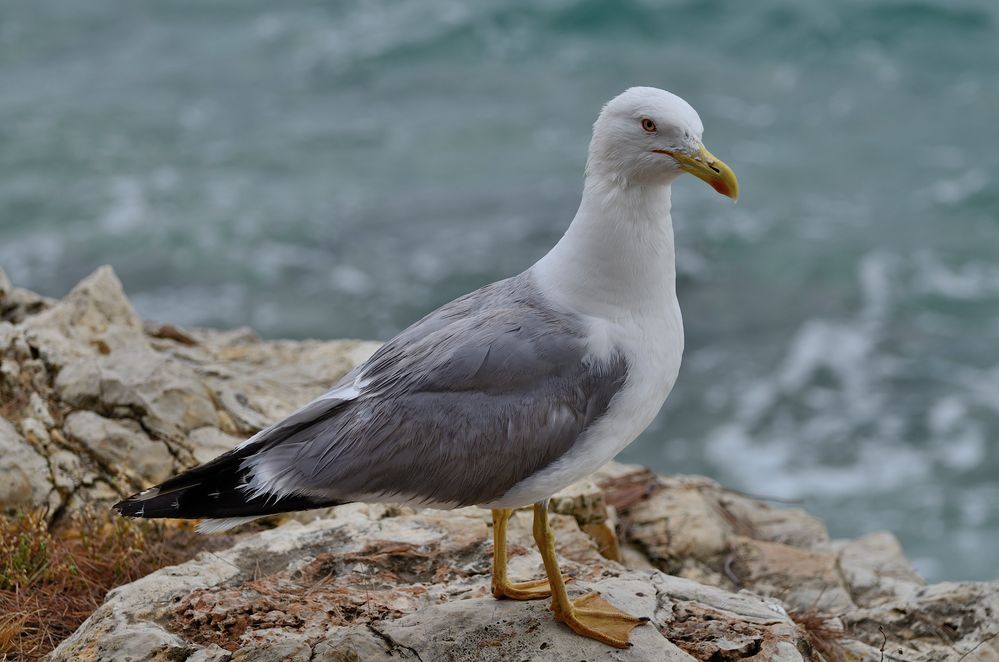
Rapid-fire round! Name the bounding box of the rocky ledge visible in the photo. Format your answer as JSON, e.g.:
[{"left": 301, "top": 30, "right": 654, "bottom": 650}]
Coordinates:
[{"left": 1, "top": 267, "right": 995, "bottom": 661}]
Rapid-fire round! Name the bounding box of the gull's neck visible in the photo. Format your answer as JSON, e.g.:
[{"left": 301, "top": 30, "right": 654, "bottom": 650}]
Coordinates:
[{"left": 531, "top": 175, "right": 677, "bottom": 320}]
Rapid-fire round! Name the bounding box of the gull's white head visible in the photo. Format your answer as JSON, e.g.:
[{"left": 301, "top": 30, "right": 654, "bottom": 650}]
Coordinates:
[{"left": 587, "top": 86, "right": 738, "bottom": 200}]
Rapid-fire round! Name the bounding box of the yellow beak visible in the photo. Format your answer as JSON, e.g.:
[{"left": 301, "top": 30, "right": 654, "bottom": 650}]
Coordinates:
[{"left": 656, "top": 144, "right": 739, "bottom": 201}]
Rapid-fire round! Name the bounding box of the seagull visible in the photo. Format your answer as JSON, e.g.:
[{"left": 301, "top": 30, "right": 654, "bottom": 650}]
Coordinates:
[{"left": 115, "top": 86, "right": 738, "bottom": 648}]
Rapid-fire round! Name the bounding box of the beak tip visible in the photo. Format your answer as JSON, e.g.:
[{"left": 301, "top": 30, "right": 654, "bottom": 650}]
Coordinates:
[
  {"left": 711, "top": 180, "right": 739, "bottom": 202},
  {"left": 675, "top": 144, "right": 740, "bottom": 202}
]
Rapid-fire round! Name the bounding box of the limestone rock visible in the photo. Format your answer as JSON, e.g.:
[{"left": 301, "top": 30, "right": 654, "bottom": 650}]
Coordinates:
[
  {"left": 549, "top": 478, "right": 609, "bottom": 526},
  {"left": 842, "top": 581, "right": 999, "bottom": 661},
  {"left": 0, "top": 417, "right": 53, "bottom": 512},
  {"left": 22, "top": 265, "right": 145, "bottom": 365},
  {"left": 55, "top": 345, "right": 221, "bottom": 442},
  {"left": 4, "top": 267, "right": 997, "bottom": 661},
  {"left": 601, "top": 468, "right": 854, "bottom": 611},
  {"left": 834, "top": 530, "right": 924, "bottom": 607},
  {"left": 0, "top": 266, "right": 378, "bottom": 517},
  {"left": 188, "top": 426, "right": 246, "bottom": 464},
  {"left": 653, "top": 574, "right": 805, "bottom": 661},
  {"left": 63, "top": 410, "right": 175, "bottom": 485},
  {"left": 19, "top": 416, "right": 50, "bottom": 445},
  {"left": 717, "top": 489, "right": 829, "bottom": 549},
  {"left": 48, "top": 494, "right": 999, "bottom": 661},
  {"left": 373, "top": 581, "right": 693, "bottom": 661},
  {"left": 610, "top": 472, "right": 831, "bottom": 568},
  {"left": 0, "top": 267, "right": 53, "bottom": 324},
  {"left": 45, "top": 504, "right": 808, "bottom": 662},
  {"left": 48, "top": 448, "right": 87, "bottom": 493},
  {"left": 549, "top": 477, "right": 623, "bottom": 561},
  {"left": 727, "top": 536, "right": 854, "bottom": 613},
  {"left": 624, "top": 476, "right": 734, "bottom": 566}
]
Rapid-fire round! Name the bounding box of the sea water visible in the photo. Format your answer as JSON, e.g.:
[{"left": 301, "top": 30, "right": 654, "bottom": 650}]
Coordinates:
[{"left": 1, "top": 0, "right": 997, "bottom": 581}]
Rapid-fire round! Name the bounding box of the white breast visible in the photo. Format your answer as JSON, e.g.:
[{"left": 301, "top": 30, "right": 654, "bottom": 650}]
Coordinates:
[
  {"left": 485, "top": 174, "right": 685, "bottom": 509},
  {"left": 485, "top": 301, "right": 684, "bottom": 509}
]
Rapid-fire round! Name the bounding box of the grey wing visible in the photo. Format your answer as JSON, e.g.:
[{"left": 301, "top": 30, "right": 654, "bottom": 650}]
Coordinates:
[{"left": 241, "top": 275, "right": 628, "bottom": 507}]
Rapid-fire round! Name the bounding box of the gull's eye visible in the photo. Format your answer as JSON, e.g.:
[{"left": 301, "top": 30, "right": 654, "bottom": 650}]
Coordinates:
[{"left": 640, "top": 117, "right": 657, "bottom": 133}]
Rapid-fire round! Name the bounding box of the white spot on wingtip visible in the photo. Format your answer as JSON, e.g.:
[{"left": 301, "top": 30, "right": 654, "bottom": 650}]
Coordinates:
[{"left": 133, "top": 487, "right": 160, "bottom": 501}]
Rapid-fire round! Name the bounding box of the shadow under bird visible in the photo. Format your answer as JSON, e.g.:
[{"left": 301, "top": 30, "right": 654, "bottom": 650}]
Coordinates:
[{"left": 115, "top": 86, "right": 739, "bottom": 648}]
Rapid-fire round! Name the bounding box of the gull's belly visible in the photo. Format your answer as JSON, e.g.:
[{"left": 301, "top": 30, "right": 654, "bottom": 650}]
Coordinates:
[{"left": 484, "top": 307, "right": 683, "bottom": 509}]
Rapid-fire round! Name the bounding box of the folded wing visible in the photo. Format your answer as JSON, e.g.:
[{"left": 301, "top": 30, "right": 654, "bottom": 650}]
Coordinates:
[{"left": 115, "top": 274, "right": 627, "bottom": 520}]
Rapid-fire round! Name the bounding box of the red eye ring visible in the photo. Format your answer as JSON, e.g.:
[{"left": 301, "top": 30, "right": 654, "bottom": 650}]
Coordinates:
[{"left": 641, "top": 117, "right": 657, "bottom": 133}]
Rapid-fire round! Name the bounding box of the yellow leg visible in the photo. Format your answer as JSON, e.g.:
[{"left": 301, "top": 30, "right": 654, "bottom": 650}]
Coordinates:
[
  {"left": 491, "top": 508, "right": 563, "bottom": 600},
  {"left": 531, "top": 501, "right": 648, "bottom": 648}
]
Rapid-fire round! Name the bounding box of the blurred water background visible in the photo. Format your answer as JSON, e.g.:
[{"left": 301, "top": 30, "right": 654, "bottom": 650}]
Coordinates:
[{"left": 2, "top": 0, "right": 997, "bottom": 581}]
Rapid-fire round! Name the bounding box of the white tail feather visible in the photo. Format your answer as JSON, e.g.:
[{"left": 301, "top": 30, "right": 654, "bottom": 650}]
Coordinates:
[{"left": 197, "top": 516, "right": 263, "bottom": 534}]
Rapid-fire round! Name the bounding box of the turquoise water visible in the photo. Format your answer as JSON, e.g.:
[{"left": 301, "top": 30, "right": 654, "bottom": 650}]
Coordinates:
[{"left": 2, "top": 0, "right": 997, "bottom": 581}]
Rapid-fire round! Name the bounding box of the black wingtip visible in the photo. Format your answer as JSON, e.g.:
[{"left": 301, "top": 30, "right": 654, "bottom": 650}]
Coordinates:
[
  {"left": 112, "top": 486, "right": 152, "bottom": 517},
  {"left": 112, "top": 496, "right": 140, "bottom": 517}
]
